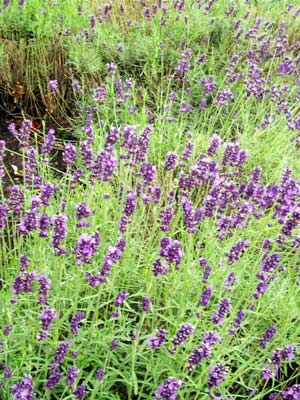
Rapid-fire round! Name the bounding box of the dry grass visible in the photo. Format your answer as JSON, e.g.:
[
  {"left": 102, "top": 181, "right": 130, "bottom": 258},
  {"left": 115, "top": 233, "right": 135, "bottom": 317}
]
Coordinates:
[{"left": 0, "top": 35, "right": 69, "bottom": 119}]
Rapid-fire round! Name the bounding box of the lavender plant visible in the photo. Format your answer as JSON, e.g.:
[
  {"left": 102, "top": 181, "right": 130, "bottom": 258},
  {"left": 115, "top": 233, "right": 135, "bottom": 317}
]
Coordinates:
[{"left": 1, "top": 0, "right": 300, "bottom": 399}]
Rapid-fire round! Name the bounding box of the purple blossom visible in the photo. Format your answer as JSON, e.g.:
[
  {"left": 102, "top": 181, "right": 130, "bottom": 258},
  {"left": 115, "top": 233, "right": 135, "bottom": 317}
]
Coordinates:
[
  {"left": 208, "top": 134, "right": 223, "bottom": 156},
  {"left": 38, "top": 213, "right": 51, "bottom": 238},
  {"left": 259, "top": 326, "right": 277, "bottom": 347},
  {"left": 208, "top": 363, "right": 229, "bottom": 388},
  {"left": 48, "top": 80, "right": 59, "bottom": 95},
  {"left": 165, "top": 152, "right": 178, "bottom": 170},
  {"left": 168, "top": 91, "right": 177, "bottom": 102},
  {"left": 224, "top": 271, "right": 237, "bottom": 290},
  {"left": 12, "top": 271, "right": 36, "bottom": 296},
  {"left": 245, "top": 61, "right": 265, "bottom": 100},
  {"left": 263, "top": 344, "right": 296, "bottom": 380},
  {"left": 211, "top": 298, "right": 231, "bottom": 325},
  {"left": 233, "top": 309, "right": 246, "bottom": 328},
  {"left": 51, "top": 215, "right": 68, "bottom": 256},
  {"left": 91, "top": 150, "right": 118, "bottom": 182},
  {"left": 54, "top": 340, "right": 73, "bottom": 364},
  {"left": 118, "top": 190, "right": 137, "bottom": 232},
  {"left": 63, "top": 143, "right": 77, "bottom": 165},
  {"left": 199, "top": 257, "right": 212, "bottom": 284},
  {"left": 187, "top": 342, "right": 211, "bottom": 371},
  {"left": 87, "top": 237, "right": 126, "bottom": 285},
  {"left": 253, "top": 273, "right": 274, "bottom": 299},
  {"left": 75, "top": 202, "right": 91, "bottom": 227},
  {"left": 8, "top": 185, "right": 24, "bottom": 217},
  {"left": 41, "top": 129, "right": 55, "bottom": 157},
  {"left": 24, "top": 147, "right": 42, "bottom": 189},
  {"left": 40, "top": 183, "right": 57, "bottom": 206},
  {"left": 70, "top": 169, "right": 83, "bottom": 190},
  {"left": 93, "top": 84, "right": 107, "bottom": 104},
  {"left": 107, "top": 62, "right": 117, "bottom": 76},
  {"left": 159, "top": 208, "right": 174, "bottom": 232},
  {"left": 74, "top": 383, "right": 86, "bottom": 399},
  {"left": 215, "top": 89, "right": 234, "bottom": 106},
  {"left": 282, "top": 384, "right": 300, "bottom": 400},
  {"left": 73, "top": 232, "right": 100, "bottom": 265},
  {"left": 200, "top": 75, "right": 217, "bottom": 94},
  {"left": 121, "top": 124, "right": 153, "bottom": 166},
  {"left": 105, "top": 127, "right": 119, "bottom": 150},
  {"left": 20, "top": 254, "right": 29, "bottom": 272},
  {"left": 111, "top": 339, "right": 119, "bottom": 350},
  {"left": 152, "top": 258, "right": 170, "bottom": 276},
  {"left": 171, "top": 323, "right": 193, "bottom": 349},
  {"left": 222, "top": 143, "right": 248, "bottom": 168},
  {"left": 115, "top": 290, "right": 129, "bottom": 307},
  {"left": 0, "top": 202, "right": 8, "bottom": 231},
  {"left": 141, "top": 162, "right": 156, "bottom": 185},
  {"left": 175, "top": 57, "right": 190, "bottom": 77},
  {"left": 142, "top": 296, "right": 151, "bottom": 312},
  {"left": 8, "top": 119, "right": 31, "bottom": 148},
  {"left": 0, "top": 140, "right": 5, "bottom": 178},
  {"left": 3, "top": 324, "right": 13, "bottom": 336},
  {"left": 226, "top": 240, "right": 250, "bottom": 265},
  {"left": 148, "top": 329, "right": 167, "bottom": 349},
  {"left": 37, "top": 274, "right": 51, "bottom": 304},
  {"left": 261, "top": 253, "right": 281, "bottom": 273},
  {"left": 70, "top": 312, "right": 85, "bottom": 335},
  {"left": 182, "top": 140, "right": 193, "bottom": 162},
  {"left": 95, "top": 368, "right": 106, "bottom": 381},
  {"left": 154, "top": 377, "right": 183, "bottom": 400},
  {"left": 12, "top": 375, "right": 35, "bottom": 400},
  {"left": 159, "top": 237, "right": 183, "bottom": 268},
  {"left": 180, "top": 101, "right": 193, "bottom": 113},
  {"left": 66, "top": 367, "right": 80, "bottom": 387},
  {"left": 198, "top": 285, "right": 212, "bottom": 306},
  {"left": 3, "top": 364, "right": 12, "bottom": 378},
  {"left": 182, "top": 197, "right": 203, "bottom": 233},
  {"left": 37, "top": 308, "right": 56, "bottom": 340},
  {"left": 72, "top": 80, "right": 82, "bottom": 93}
]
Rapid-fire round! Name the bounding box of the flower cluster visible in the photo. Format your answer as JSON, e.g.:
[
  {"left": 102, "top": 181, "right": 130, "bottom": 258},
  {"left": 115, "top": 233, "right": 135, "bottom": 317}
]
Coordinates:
[
  {"left": 187, "top": 331, "right": 222, "bottom": 371},
  {"left": 154, "top": 377, "right": 183, "bottom": 400}
]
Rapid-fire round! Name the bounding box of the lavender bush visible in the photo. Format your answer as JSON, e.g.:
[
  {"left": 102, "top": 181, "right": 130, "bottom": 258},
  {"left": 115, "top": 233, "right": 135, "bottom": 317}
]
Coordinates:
[{"left": 1, "top": 0, "right": 300, "bottom": 399}]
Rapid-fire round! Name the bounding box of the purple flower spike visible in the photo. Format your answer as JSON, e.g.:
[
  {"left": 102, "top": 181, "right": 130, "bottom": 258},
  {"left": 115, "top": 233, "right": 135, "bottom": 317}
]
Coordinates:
[
  {"left": 259, "top": 326, "right": 277, "bottom": 348},
  {"left": 208, "top": 363, "right": 229, "bottom": 388},
  {"left": 171, "top": 323, "right": 193, "bottom": 349},
  {"left": 147, "top": 329, "right": 167, "bottom": 350},
  {"left": 66, "top": 367, "right": 80, "bottom": 387},
  {"left": 3, "top": 324, "right": 13, "bottom": 336},
  {"left": 48, "top": 80, "right": 59, "bottom": 95},
  {"left": 37, "top": 308, "right": 56, "bottom": 340},
  {"left": 142, "top": 296, "right": 151, "bottom": 312},
  {"left": 12, "top": 375, "right": 36, "bottom": 400},
  {"left": 95, "top": 368, "right": 106, "bottom": 381},
  {"left": 70, "top": 312, "right": 85, "bottom": 335},
  {"left": 154, "top": 377, "right": 183, "bottom": 400},
  {"left": 111, "top": 339, "right": 119, "bottom": 350},
  {"left": 73, "top": 383, "right": 86, "bottom": 399},
  {"left": 282, "top": 384, "right": 300, "bottom": 400},
  {"left": 198, "top": 285, "right": 212, "bottom": 307},
  {"left": 159, "top": 237, "right": 183, "bottom": 268},
  {"left": 45, "top": 363, "right": 63, "bottom": 391},
  {"left": 115, "top": 290, "right": 129, "bottom": 307},
  {"left": 63, "top": 143, "right": 77, "bottom": 165},
  {"left": 73, "top": 232, "right": 100, "bottom": 265}
]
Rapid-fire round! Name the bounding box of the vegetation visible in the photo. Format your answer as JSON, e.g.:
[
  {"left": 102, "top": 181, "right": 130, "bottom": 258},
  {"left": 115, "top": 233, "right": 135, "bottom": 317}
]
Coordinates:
[{"left": 1, "top": 0, "right": 300, "bottom": 399}]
